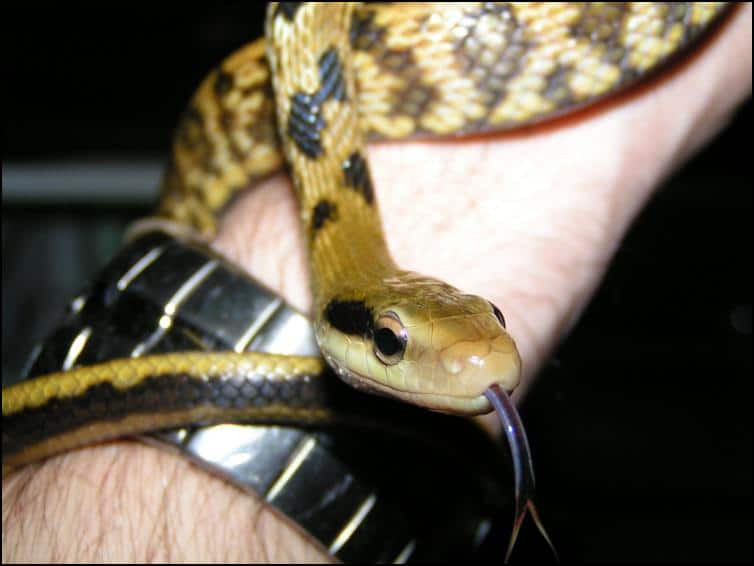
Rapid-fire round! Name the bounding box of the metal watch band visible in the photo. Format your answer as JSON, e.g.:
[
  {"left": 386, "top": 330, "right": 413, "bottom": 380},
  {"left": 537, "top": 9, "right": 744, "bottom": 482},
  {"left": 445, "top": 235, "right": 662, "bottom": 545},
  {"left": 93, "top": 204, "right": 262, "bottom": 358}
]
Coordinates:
[{"left": 22, "top": 230, "right": 510, "bottom": 563}]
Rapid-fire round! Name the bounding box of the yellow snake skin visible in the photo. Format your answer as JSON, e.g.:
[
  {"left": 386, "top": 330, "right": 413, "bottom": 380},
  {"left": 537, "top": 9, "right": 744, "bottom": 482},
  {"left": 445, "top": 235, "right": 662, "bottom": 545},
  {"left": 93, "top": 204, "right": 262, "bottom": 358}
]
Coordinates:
[
  {"left": 264, "top": 3, "right": 523, "bottom": 417},
  {"left": 160, "top": 2, "right": 730, "bottom": 237},
  {"left": 3, "top": 353, "right": 329, "bottom": 474}
]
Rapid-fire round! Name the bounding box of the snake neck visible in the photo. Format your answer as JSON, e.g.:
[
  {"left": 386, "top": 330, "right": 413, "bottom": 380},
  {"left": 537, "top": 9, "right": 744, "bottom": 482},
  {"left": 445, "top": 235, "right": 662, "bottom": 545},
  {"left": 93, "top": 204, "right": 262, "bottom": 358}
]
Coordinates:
[
  {"left": 265, "top": 3, "right": 398, "bottom": 314},
  {"left": 305, "top": 189, "right": 397, "bottom": 313}
]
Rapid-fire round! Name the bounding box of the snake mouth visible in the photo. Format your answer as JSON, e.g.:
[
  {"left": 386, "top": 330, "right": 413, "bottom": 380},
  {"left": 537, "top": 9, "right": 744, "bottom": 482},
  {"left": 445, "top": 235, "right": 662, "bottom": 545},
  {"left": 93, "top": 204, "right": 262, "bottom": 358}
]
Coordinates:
[{"left": 322, "top": 352, "right": 492, "bottom": 416}]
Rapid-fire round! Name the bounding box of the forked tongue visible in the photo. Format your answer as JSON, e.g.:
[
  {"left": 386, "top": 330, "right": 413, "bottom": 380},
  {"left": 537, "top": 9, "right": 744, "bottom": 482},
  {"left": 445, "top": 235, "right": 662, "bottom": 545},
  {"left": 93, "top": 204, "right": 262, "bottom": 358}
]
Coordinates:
[{"left": 484, "top": 384, "right": 558, "bottom": 563}]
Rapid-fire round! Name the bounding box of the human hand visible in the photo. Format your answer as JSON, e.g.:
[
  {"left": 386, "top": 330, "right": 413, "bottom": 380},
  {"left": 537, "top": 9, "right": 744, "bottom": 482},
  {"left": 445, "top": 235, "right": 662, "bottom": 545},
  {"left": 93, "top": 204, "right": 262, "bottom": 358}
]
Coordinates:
[{"left": 216, "top": 5, "right": 751, "bottom": 406}]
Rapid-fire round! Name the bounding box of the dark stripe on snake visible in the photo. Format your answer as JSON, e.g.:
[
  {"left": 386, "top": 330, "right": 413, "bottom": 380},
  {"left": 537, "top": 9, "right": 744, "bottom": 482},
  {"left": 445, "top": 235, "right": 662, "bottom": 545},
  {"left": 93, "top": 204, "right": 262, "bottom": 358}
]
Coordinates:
[
  {"left": 312, "top": 200, "right": 338, "bottom": 232},
  {"left": 276, "top": 2, "right": 305, "bottom": 22},
  {"left": 3, "top": 372, "right": 326, "bottom": 456},
  {"left": 342, "top": 152, "right": 374, "bottom": 203},
  {"left": 324, "top": 300, "right": 374, "bottom": 339}
]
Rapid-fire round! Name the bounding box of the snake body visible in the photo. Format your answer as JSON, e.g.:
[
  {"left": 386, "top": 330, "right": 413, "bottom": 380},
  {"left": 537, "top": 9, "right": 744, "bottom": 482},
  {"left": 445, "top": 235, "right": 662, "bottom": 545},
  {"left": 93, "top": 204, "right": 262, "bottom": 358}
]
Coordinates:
[
  {"left": 2, "top": 2, "right": 731, "bottom": 560},
  {"left": 160, "top": 2, "right": 729, "bottom": 236}
]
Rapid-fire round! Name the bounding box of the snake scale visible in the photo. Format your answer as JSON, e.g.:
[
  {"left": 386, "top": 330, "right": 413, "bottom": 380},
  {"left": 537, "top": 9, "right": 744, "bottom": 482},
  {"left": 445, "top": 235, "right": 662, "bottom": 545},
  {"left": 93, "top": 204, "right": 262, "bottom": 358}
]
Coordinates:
[{"left": 3, "top": 2, "right": 731, "bottom": 561}]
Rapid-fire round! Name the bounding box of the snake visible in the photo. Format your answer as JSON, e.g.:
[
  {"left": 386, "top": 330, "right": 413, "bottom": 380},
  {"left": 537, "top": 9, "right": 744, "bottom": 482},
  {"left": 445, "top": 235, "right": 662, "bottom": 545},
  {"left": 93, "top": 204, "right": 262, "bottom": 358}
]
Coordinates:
[{"left": 2, "top": 2, "right": 731, "bottom": 561}]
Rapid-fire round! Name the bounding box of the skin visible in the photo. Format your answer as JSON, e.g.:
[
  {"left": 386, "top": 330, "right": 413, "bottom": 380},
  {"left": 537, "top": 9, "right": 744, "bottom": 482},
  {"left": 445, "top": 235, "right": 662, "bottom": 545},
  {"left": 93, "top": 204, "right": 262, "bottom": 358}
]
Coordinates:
[{"left": 2, "top": 5, "right": 750, "bottom": 562}]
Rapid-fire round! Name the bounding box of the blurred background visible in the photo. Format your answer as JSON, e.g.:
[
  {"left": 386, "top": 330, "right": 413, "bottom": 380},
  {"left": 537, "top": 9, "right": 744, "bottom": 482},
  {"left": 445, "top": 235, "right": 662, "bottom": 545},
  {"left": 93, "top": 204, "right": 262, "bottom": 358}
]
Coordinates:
[{"left": 3, "top": 4, "right": 750, "bottom": 563}]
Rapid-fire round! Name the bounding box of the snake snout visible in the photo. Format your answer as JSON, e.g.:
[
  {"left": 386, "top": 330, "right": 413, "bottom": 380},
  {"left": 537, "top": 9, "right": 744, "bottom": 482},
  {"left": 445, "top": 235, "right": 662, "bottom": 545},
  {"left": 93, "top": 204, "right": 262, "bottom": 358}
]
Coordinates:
[{"left": 440, "top": 335, "right": 521, "bottom": 396}]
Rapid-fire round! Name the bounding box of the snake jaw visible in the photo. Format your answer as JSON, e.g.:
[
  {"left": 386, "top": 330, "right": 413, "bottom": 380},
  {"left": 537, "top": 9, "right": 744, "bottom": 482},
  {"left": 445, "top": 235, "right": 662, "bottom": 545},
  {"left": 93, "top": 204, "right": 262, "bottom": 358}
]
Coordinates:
[
  {"left": 484, "top": 384, "right": 558, "bottom": 563},
  {"left": 322, "top": 351, "right": 493, "bottom": 415}
]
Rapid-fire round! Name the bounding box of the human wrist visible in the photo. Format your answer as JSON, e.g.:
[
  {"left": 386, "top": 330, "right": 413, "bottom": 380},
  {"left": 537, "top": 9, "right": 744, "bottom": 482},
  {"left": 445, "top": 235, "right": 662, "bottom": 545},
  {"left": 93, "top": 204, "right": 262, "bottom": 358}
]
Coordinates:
[{"left": 2, "top": 442, "right": 331, "bottom": 563}]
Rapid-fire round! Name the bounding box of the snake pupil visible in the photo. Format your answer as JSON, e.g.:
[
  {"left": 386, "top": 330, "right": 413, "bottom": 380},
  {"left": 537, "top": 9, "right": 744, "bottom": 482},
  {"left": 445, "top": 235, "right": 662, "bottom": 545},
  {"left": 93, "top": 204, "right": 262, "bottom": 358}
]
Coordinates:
[
  {"left": 375, "top": 328, "right": 403, "bottom": 358},
  {"left": 373, "top": 312, "right": 407, "bottom": 365}
]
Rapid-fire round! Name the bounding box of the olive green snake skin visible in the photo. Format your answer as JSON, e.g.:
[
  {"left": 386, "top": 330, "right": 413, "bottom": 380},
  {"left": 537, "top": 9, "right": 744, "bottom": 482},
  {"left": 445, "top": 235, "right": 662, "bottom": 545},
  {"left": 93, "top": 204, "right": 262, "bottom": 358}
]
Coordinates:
[{"left": 3, "top": 2, "right": 731, "bottom": 561}]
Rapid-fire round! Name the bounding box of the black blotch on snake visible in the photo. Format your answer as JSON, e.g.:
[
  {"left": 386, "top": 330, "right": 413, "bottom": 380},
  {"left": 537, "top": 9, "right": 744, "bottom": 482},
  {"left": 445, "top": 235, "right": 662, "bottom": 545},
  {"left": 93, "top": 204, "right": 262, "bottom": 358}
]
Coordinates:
[
  {"left": 288, "top": 92, "right": 326, "bottom": 158},
  {"left": 287, "top": 46, "right": 347, "bottom": 158},
  {"left": 342, "top": 151, "right": 374, "bottom": 203},
  {"left": 276, "top": 2, "right": 305, "bottom": 21},
  {"left": 349, "top": 8, "right": 384, "bottom": 51},
  {"left": 325, "top": 300, "right": 374, "bottom": 338},
  {"left": 312, "top": 200, "right": 338, "bottom": 232},
  {"left": 317, "top": 46, "right": 347, "bottom": 102},
  {"left": 176, "top": 105, "right": 204, "bottom": 146},
  {"left": 214, "top": 71, "right": 235, "bottom": 97}
]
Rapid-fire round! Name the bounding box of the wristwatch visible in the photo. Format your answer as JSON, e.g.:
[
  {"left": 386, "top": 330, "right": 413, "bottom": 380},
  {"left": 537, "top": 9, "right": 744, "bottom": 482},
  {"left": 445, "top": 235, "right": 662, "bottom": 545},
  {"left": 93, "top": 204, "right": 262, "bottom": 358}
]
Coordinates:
[{"left": 23, "top": 229, "right": 511, "bottom": 563}]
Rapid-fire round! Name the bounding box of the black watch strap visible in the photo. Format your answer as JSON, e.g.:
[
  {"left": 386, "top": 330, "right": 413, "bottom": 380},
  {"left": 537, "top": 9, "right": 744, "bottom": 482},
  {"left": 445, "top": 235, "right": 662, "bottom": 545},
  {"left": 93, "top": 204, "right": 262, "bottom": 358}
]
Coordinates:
[{"left": 23, "top": 230, "right": 510, "bottom": 563}]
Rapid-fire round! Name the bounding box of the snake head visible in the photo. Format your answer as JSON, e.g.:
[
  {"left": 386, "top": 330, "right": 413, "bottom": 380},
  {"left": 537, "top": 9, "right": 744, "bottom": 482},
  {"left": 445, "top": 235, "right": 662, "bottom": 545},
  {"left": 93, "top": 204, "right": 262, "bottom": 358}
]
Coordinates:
[{"left": 316, "top": 271, "right": 521, "bottom": 415}]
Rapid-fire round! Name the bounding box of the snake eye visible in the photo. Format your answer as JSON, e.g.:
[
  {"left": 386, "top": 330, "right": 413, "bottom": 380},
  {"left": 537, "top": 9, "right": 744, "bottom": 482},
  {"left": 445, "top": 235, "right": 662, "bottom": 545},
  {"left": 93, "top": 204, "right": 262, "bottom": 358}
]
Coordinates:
[
  {"left": 374, "top": 312, "right": 407, "bottom": 365},
  {"left": 490, "top": 302, "right": 506, "bottom": 328}
]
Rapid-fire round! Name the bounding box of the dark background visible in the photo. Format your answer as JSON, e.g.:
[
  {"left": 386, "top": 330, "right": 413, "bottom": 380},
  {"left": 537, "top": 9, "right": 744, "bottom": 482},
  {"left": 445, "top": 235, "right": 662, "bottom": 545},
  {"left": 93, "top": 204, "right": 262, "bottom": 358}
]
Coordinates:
[{"left": 3, "top": 5, "right": 751, "bottom": 563}]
